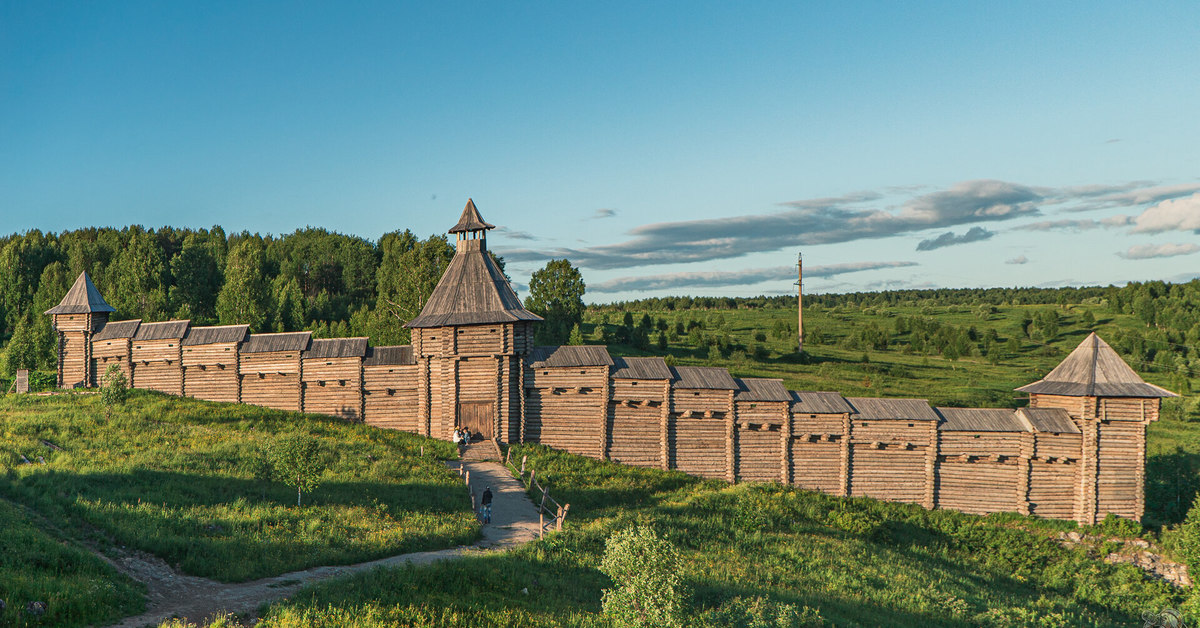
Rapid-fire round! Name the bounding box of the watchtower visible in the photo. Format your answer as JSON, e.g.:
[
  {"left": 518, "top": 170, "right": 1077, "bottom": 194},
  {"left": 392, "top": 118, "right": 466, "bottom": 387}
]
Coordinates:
[
  {"left": 406, "top": 199, "right": 542, "bottom": 442},
  {"left": 44, "top": 272, "right": 115, "bottom": 388},
  {"left": 1017, "top": 332, "right": 1177, "bottom": 523}
]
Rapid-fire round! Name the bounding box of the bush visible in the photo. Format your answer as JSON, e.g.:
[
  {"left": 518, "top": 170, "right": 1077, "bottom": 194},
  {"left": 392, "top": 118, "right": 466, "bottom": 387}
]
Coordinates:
[
  {"left": 99, "top": 363, "right": 128, "bottom": 416},
  {"left": 600, "top": 526, "right": 688, "bottom": 628},
  {"left": 700, "top": 595, "right": 823, "bottom": 627},
  {"left": 1176, "top": 495, "right": 1200, "bottom": 569}
]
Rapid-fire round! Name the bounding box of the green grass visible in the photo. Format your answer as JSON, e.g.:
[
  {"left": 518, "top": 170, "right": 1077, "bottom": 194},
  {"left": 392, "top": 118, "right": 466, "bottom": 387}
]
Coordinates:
[
  {"left": 0, "top": 390, "right": 479, "bottom": 586},
  {"left": 0, "top": 497, "right": 144, "bottom": 626},
  {"left": 257, "top": 444, "right": 1188, "bottom": 627}
]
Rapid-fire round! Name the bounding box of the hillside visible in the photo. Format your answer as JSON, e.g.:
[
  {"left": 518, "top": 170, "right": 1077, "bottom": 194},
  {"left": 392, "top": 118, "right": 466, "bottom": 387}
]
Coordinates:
[
  {"left": 254, "top": 444, "right": 1187, "bottom": 627},
  {"left": 0, "top": 391, "right": 477, "bottom": 626}
]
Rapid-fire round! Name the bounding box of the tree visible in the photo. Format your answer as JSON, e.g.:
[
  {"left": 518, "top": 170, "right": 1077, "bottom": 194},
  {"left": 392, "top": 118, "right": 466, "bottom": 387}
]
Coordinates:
[
  {"left": 366, "top": 231, "right": 454, "bottom": 345},
  {"left": 524, "top": 259, "right": 586, "bottom": 345},
  {"left": 600, "top": 526, "right": 688, "bottom": 628},
  {"left": 268, "top": 433, "right": 327, "bottom": 507},
  {"left": 567, "top": 323, "right": 585, "bottom": 345},
  {"left": 271, "top": 276, "right": 306, "bottom": 332},
  {"left": 110, "top": 228, "right": 168, "bottom": 320},
  {"left": 169, "top": 234, "right": 221, "bottom": 321},
  {"left": 99, "top": 363, "right": 128, "bottom": 418},
  {"left": 216, "top": 238, "right": 270, "bottom": 330}
]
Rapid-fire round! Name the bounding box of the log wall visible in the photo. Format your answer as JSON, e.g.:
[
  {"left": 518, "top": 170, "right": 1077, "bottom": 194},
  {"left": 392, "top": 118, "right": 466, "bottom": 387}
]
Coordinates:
[
  {"left": 239, "top": 351, "right": 303, "bottom": 412},
  {"left": 302, "top": 356, "right": 363, "bottom": 420},
  {"left": 92, "top": 338, "right": 132, "bottom": 386},
  {"left": 363, "top": 363, "right": 420, "bottom": 432},
  {"left": 607, "top": 378, "right": 668, "bottom": 468},
  {"left": 935, "top": 432, "right": 1024, "bottom": 515},
  {"left": 791, "top": 412, "right": 848, "bottom": 494},
  {"left": 735, "top": 399, "right": 788, "bottom": 483},
  {"left": 524, "top": 365, "right": 608, "bottom": 457},
  {"left": 669, "top": 388, "right": 734, "bottom": 480},
  {"left": 182, "top": 343, "right": 241, "bottom": 403},
  {"left": 848, "top": 420, "right": 936, "bottom": 505},
  {"left": 131, "top": 339, "right": 183, "bottom": 395}
]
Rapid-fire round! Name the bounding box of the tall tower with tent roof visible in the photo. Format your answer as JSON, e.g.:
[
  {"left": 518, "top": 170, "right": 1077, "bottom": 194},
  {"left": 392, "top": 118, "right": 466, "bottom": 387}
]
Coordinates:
[
  {"left": 406, "top": 199, "right": 543, "bottom": 442},
  {"left": 1017, "top": 332, "right": 1178, "bottom": 523},
  {"left": 44, "top": 272, "right": 116, "bottom": 388}
]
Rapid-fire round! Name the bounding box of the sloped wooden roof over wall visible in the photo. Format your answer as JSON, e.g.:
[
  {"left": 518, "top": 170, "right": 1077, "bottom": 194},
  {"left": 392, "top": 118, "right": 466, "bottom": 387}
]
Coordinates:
[
  {"left": 528, "top": 345, "right": 613, "bottom": 368},
  {"left": 242, "top": 332, "right": 312, "bottom": 354},
  {"left": 304, "top": 337, "right": 369, "bottom": 359},
  {"left": 94, "top": 319, "right": 142, "bottom": 341},
  {"left": 610, "top": 356, "right": 672, "bottom": 380},
  {"left": 183, "top": 324, "right": 250, "bottom": 346},
  {"left": 363, "top": 345, "right": 415, "bottom": 366},
  {"left": 790, "top": 391, "right": 853, "bottom": 415},
  {"left": 937, "top": 407, "right": 1028, "bottom": 432},
  {"left": 134, "top": 320, "right": 190, "bottom": 341},
  {"left": 671, "top": 366, "right": 738, "bottom": 390},
  {"left": 1016, "top": 407, "right": 1081, "bottom": 434},
  {"left": 734, "top": 377, "right": 790, "bottom": 402},
  {"left": 1017, "top": 332, "right": 1177, "bottom": 398},
  {"left": 846, "top": 397, "right": 940, "bottom": 421}
]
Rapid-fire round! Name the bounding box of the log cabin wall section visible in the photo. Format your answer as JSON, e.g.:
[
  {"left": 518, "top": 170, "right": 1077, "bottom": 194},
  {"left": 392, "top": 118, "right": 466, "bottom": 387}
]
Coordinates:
[
  {"left": 90, "top": 319, "right": 140, "bottom": 387},
  {"left": 302, "top": 337, "right": 368, "bottom": 420},
  {"left": 238, "top": 332, "right": 310, "bottom": 412},
  {"left": 668, "top": 366, "right": 738, "bottom": 480},
  {"left": 607, "top": 357, "right": 673, "bottom": 469},
  {"left": 845, "top": 397, "right": 940, "bottom": 506},
  {"left": 362, "top": 345, "right": 420, "bottom": 432},
  {"left": 181, "top": 325, "right": 249, "bottom": 403},
  {"left": 131, "top": 320, "right": 189, "bottom": 395},
  {"left": 789, "top": 391, "right": 854, "bottom": 495},
  {"left": 733, "top": 378, "right": 791, "bottom": 484},
  {"left": 523, "top": 346, "right": 612, "bottom": 456}
]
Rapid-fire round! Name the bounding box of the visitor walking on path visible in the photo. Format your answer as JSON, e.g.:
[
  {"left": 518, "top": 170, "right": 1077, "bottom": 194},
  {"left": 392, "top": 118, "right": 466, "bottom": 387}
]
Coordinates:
[{"left": 480, "top": 486, "right": 493, "bottom": 524}]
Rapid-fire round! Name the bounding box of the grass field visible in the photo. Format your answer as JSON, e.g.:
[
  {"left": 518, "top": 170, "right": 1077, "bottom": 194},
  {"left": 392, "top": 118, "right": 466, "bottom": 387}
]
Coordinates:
[
  {"left": 255, "top": 443, "right": 1189, "bottom": 627},
  {"left": 0, "top": 390, "right": 479, "bottom": 625}
]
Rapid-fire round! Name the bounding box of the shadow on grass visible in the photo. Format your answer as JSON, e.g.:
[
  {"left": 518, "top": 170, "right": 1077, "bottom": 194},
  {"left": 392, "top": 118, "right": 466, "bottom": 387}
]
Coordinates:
[{"left": 1145, "top": 447, "right": 1200, "bottom": 528}]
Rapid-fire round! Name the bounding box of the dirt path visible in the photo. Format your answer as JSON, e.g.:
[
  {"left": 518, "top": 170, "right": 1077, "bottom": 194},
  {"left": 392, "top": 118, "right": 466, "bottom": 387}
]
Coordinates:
[{"left": 104, "top": 460, "right": 541, "bottom": 627}]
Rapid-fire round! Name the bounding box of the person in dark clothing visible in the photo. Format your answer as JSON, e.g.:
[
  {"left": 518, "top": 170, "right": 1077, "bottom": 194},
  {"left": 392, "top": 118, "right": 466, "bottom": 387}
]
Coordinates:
[{"left": 480, "top": 486, "right": 493, "bottom": 524}]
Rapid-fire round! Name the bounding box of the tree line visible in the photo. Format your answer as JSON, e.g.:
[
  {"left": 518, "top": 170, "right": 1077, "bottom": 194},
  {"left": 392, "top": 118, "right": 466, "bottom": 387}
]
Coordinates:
[{"left": 0, "top": 226, "right": 586, "bottom": 376}]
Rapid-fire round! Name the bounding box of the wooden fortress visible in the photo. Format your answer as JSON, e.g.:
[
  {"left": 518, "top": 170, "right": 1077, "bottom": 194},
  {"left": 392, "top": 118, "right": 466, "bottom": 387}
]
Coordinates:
[{"left": 47, "top": 200, "right": 1179, "bottom": 524}]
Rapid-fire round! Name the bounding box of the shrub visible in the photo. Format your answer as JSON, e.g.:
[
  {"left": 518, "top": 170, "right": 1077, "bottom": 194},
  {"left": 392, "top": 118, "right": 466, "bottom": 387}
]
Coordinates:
[
  {"left": 99, "top": 363, "right": 128, "bottom": 417},
  {"left": 1176, "top": 494, "right": 1200, "bottom": 569},
  {"left": 700, "top": 595, "right": 823, "bottom": 627},
  {"left": 600, "top": 526, "right": 688, "bottom": 628}
]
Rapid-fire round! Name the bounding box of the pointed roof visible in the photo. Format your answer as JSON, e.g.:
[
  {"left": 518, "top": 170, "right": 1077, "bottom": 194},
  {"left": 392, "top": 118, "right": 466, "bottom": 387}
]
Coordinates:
[
  {"left": 406, "top": 202, "right": 541, "bottom": 328},
  {"left": 1016, "top": 332, "right": 1177, "bottom": 398},
  {"left": 44, "top": 272, "right": 115, "bottom": 315},
  {"left": 447, "top": 198, "right": 495, "bottom": 234}
]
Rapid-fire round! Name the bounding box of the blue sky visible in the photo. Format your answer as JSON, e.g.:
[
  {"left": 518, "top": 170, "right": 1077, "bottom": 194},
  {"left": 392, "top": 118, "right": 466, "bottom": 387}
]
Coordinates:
[{"left": 2, "top": 2, "right": 1198, "bottom": 301}]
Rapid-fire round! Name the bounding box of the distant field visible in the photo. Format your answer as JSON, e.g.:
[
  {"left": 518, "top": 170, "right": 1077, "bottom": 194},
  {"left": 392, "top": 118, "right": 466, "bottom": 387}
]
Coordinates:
[
  {"left": 257, "top": 443, "right": 1184, "bottom": 627},
  {"left": 0, "top": 390, "right": 477, "bottom": 625}
]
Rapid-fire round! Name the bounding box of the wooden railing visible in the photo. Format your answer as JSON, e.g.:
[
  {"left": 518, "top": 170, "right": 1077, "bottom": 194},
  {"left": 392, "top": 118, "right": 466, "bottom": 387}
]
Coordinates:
[{"left": 504, "top": 449, "right": 571, "bottom": 537}]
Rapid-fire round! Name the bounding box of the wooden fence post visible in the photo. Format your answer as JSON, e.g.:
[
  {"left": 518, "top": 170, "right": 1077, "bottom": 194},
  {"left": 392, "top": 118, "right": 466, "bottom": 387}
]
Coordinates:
[
  {"left": 529, "top": 469, "right": 536, "bottom": 488},
  {"left": 539, "top": 511, "right": 544, "bottom": 538},
  {"left": 561, "top": 504, "right": 570, "bottom": 530},
  {"left": 520, "top": 455, "right": 527, "bottom": 474}
]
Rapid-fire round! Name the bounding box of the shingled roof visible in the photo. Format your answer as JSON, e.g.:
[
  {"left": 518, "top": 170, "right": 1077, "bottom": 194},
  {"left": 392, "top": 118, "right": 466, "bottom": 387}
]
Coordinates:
[
  {"left": 671, "top": 366, "right": 738, "bottom": 390},
  {"left": 363, "top": 345, "right": 415, "bottom": 366},
  {"left": 45, "top": 272, "right": 115, "bottom": 315},
  {"left": 304, "top": 337, "right": 369, "bottom": 359},
  {"left": 1016, "top": 333, "right": 1177, "bottom": 398},
  {"left": 93, "top": 319, "right": 141, "bottom": 341},
  {"left": 610, "top": 356, "right": 672, "bottom": 380},
  {"left": 242, "top": 332, "right": 312, "bottom": 354},
  {"left": 133, "top": 320, "right": 190, "bottom": 341},
  {"left": 937, "top": 407, "right": 1028, "bottom": 432},
  {"left": 183, "top": 324, "right": 249, "bottom": 346},
  {"left": 790, "top": 391, "right": 854, "bottom": 415},
  {"left": 448, "top": 198, "right": 496, "bottom": 234},
  {"left": 406, "top": 201, "right": 542, "bottom": 328},
  {"left": 734, "top": 377, "right": 791, "bottom": 402},
  {"left": 846, "top": 397, "right": 940, "bottom": 421},
  {"left": 1016, "top": 407, "right": 1081, "bottom": 434},
  {"left": 528, "top": 345, "right": 613, "bottom": 368}
]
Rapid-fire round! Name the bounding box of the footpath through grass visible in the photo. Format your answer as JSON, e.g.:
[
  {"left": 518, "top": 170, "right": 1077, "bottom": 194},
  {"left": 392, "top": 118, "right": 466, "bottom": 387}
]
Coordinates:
[
  {"left": 0, "top": 391, "right": 478, "bottom": 589},
  {"left": 254, "top": 444, "right": 1188, "bottom": 627}
]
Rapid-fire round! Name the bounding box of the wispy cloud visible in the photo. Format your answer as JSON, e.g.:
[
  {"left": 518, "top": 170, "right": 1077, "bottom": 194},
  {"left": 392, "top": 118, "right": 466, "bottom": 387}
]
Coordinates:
[
  {"left": 496, "top": 226, "right": 537, "bottom": 241},
  {"left": 589, "top": 260, "right": 917, "bottom": 293},
  {"left": 1117, "top": 242, "right": 1200, "bottom": 260},
  {"left": 506, "top": 180, "right": 1041, "bottom": 269},
  {"left": 1131, "top": 192, "right": 1200, "bottom": 233},
  {"left": 1006, "top": 255, "right": 1029, "bottom": 265},
  {"left": 1011, "top": 215, "right": 1132, "bottom": 231},
  {"left": 916, "top": 226, "right": 994, "bottom": 251},
  {"left": 590, "top": 208, "right": 617, "bottom": 219},
  {"left": 1059, "top": 183, "right": 1200, "bottom": 213}
]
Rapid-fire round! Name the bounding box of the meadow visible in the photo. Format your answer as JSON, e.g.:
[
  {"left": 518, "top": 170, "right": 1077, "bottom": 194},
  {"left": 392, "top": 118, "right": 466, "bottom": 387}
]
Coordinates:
[
  {"left": 254, "top": 443, "right": 1189, "bottom": 627},
  {"left": 0, "top": 391, "right": 479, "bottom": 625}
]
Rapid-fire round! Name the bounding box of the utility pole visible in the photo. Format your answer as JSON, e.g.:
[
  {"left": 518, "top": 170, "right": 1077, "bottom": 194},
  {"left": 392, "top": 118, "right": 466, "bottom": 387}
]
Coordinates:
[{"left": 796, "top": 252, "right": 803, "bottom": 354}]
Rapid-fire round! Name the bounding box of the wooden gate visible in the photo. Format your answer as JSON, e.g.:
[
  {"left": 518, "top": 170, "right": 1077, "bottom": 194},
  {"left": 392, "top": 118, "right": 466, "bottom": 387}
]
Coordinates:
[{"left": 458, "top": 401, "right": 495, "bottom": 440}]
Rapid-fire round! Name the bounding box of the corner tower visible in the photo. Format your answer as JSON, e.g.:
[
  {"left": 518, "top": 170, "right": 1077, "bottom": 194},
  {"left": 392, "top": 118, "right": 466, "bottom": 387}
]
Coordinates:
[
  {"left": 406, "top": 199, "right": 542, "bottom": 442},
  {"left": 1017, "top": 332, "right": 1178, "bottom": 523},
  {"left": 45, "top": 272, "right": 116, "bottom": 388}
]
